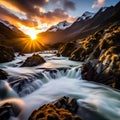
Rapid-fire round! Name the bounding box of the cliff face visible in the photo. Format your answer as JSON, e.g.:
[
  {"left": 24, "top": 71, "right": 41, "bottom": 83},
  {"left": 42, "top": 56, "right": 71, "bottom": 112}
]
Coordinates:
[
  {"left": 58, "top": 21, "right": 120, "bottom": 90},
  {"left": 81, "top": 23, "right": 120, "bottom": 89}
]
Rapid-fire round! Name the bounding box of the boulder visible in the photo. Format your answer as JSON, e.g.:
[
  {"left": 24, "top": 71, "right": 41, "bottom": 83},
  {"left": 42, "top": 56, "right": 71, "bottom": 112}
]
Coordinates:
[
  {"left": 0, "top": 69, "right": 8, "bottom": 80},
  {"left": 29, "top": 96, "right": 83, "bottom": 120},
  {"left": 17, "top": 52, "right": 25, "bottom": 56},
  {"left": 0, "top": 103, "right": 19, "bottom": 120},
  {"left": 21, "top": 54, "right": 45, "bottom": 67},
  {"left": 0, "top": 99, "right": 24, "bottom": 120},
  {"left": 0, "top": 45, "right": 15, "bottom": 63},
  {"left": 59, "top": 42, "right": 77, "bottom": 57},
  {"left": 0, "top": 103, "right": 13, "bottom": 120}
]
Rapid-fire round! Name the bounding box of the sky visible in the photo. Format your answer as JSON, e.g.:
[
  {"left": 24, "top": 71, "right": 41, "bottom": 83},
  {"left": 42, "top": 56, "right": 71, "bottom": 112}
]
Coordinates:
[{"left": 0, "top": 0, "right": 119, "bottom": 36}]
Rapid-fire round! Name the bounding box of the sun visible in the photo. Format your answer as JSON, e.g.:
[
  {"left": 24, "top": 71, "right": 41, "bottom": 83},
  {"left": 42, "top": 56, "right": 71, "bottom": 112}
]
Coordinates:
[
  {"left": 29, "top": 33, "right": 37, "bottom": 40},
  {"left": 25, "top": 29, "right": 38, "bottom": 40},
  {"left": 17, "top": 23, "right": 40, "bottom": 40}
]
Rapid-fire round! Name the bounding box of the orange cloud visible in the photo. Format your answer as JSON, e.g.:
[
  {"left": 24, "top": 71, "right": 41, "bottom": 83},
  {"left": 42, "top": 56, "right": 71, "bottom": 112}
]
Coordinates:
[
  {"left": 0, "top": 0, "right": 75, "bottom": 34},
  {"left": 39, "top": 9, "right": 75, "bottom": 25}
]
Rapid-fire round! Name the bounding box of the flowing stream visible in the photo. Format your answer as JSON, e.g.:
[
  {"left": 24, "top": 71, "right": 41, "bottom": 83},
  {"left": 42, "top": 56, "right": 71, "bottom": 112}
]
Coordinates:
[{"left": 0, "top": 52, "right": 120, "bottom": 120}]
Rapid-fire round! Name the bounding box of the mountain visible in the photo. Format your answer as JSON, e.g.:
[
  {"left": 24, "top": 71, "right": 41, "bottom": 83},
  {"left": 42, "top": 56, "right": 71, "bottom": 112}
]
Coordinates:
[
  {"left": 0, "top": 19, "right": 49, "bottom": 52},
  {"left": 76, "top": 11, "right": 95, "bottom": 22},
  {"left": 37, "top": 2, "right": 120, "bottom": 45},
  {"left": 0, "top": 20, "right": 26, "bottom": 39},
  {"left": 0, "top": 19, "right": 31, "bottom": 52},
  {"left": 48, "top": 21, "right": 72, "bottom": 32},
  {"left": 0, "top": 19, "right": 23, "bottom": 34}
]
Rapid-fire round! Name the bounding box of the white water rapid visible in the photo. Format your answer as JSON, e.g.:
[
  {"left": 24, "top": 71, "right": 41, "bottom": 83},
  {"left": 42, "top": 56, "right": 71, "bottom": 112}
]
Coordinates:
[{"left": 0, "top": 52, "right": 120, "bottom": 120}]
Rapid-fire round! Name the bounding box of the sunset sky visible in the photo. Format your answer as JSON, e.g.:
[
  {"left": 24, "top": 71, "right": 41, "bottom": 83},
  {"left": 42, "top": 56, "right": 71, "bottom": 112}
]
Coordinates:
[{"left": 0, "top": 0, "right": 119, "bottom": 36}]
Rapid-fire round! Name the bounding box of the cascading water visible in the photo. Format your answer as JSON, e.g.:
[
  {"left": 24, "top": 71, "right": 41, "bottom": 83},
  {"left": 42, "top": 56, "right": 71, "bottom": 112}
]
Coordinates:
[{"left": 0, "top": 52, "right": 120, "bottom": 120}]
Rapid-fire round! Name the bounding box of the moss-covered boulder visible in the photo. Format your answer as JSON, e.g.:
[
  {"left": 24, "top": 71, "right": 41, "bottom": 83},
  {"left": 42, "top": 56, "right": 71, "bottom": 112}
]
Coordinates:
[
  {"left": 0, "top": 45, "right": 15, "bottom": 63},
  {"left": 81, "top": 45, "right": 120, "bottom": 89},
  {"left": 21, "top": 54, "right": 45, "bottom": 67},
  {"left": 29, "top": 96, "right": 83, "bottom": 120},
  {"left": 99, "top": 29, "right": 120, "bottom": 50},
  {"left": 58, "top": 42, "right": 77, "bottom": 57}
]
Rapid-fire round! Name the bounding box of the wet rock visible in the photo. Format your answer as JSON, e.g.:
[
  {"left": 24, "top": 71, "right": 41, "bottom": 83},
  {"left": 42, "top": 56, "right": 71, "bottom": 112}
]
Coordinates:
[
  {"left": 21, "top": 54, "right": 46, "bottom": 67},
  {"left": 56, "top": 53, "right": 61, "bottom": 57},
  {"left": 0, "top": 45, "right": 15, "bottom": 63},
  {"left": 0, "top": 99, "right": 24, "bottom": 120},
  {"left": 0, "top": 103, "right": 12, "bottom": 120},
  {"left": 0, "top": 103, "right": 16, "bottom": 120},
  {"left": 0, "top": 69, "right": 8, "bottom": 80},
  {"left": 29, "top": 96, "right": 83, "bottom": 120}
]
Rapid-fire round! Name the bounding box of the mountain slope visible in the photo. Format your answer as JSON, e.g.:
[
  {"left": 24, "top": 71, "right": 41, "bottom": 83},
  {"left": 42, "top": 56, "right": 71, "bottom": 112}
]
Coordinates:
[{"left": 0, "top": 20, "right": 50, "bottom": 52}]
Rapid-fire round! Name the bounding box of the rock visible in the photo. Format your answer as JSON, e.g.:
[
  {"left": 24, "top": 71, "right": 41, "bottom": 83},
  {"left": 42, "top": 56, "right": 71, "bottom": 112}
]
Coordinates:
[
  {"left": 21, "top": 54, "right": 46, "bottom": 67},
  {"left": 17, "top": 52, "right": 25, "bottom": 56},
  {"left": 81, "top": 25, "right": 120, "bottom": 90},
  {"left": 0, "top": 99, "right": 25, "bottom": 120},
  {"left": 0, "top": 103, "right": 12, "bottom": 120},
  {"left": 70, "top": 47, "right": 85, "bottom": 61},
  {"left": 0, "top": 69, "right": 8, "bottom": 80},
  {"left": 29, "top": 96, "right": 83, "bottom": 120},
  {"left": 0, "top": 45, "right": 15, "bottom": 63},
  {"left": 0, "top": 103, "right": 19, "bottom": 120},
  {"left": 59, "top": 42, "right": 77, "bottom": 57},
  {"left": 56, "top": 53, "right": 61, "bottom": 57},
  {"left": 81, "top": 46, "right": 120, "bottom": 89}
]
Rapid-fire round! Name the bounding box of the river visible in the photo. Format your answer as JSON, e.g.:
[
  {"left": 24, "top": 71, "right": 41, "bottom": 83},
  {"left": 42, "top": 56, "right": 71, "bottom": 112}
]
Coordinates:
[{"left": 0, "top": 52, "right": 120, "bottom": 120}]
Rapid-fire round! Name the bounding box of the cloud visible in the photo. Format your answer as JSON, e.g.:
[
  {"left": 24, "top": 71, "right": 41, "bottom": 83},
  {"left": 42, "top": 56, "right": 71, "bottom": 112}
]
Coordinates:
[
  {"left": 39, "top": 8, "right": 75, "bottom": 24},
  {"left": 0, "top": 0, "right": 49, "bottom": 16},
  {"left": 92, "top": 0, "right": 105, "bottom": 8},
  {"left": 0, "top": 6, "right": 38, "bottom": 27},
  {"left": 63, "top": 0, "right": 76, "bottom": 11},
  {"left": 0, "top": 0, "right": 76, "bottom": 32}
]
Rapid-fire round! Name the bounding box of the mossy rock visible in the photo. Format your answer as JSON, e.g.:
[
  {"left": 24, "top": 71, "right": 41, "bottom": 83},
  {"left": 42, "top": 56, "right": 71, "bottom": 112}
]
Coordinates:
[
  {"left": 21, "top": 54, "right": 45, "bottom": 67},
  {"left": 0, "top": 45, "right": 15, "bottom": 63},
  {"left": 29, "top": 96, "right": 82, "bottom": 120}
]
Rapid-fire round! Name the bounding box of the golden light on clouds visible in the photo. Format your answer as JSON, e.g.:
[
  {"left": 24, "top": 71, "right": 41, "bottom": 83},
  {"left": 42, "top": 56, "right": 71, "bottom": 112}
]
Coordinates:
[
  {"left": 0, "top": 0, "right": 76, "bottom": 36},
  {"left": 0, "top": 1, "right": 25, "bottom": 14},
  {"left": 18, "top": 23, "right": 41, "bottom": 40}
]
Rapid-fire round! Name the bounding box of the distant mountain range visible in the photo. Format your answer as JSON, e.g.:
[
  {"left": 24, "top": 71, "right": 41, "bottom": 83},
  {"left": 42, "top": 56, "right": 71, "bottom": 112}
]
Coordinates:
[
  {"left": 37, "top": 2, "right": 120, "bottom": 45},
  {"left": 0, "top": 2, "right": 120, "bottom": 51},
  {"left": 47, "top": 11, "right": 95, "bottom": 32}
]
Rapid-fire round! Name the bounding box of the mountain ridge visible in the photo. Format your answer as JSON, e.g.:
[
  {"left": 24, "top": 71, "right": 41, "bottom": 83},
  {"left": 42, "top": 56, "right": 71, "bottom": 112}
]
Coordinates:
[{"left": 37, "top": 2, "right": 120, "bottom": 45}]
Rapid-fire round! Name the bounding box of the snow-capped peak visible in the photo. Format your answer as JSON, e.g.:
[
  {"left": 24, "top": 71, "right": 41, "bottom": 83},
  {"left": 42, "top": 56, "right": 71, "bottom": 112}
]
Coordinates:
[
  {"left": 100, "top": 7, "right": 107, "bottom": 12},
  {"left": 76, "top": 11, "right": 95, "bottom": 22},
  {"left": 48, "top": 20, "right": 72, "bottom": 32}
]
